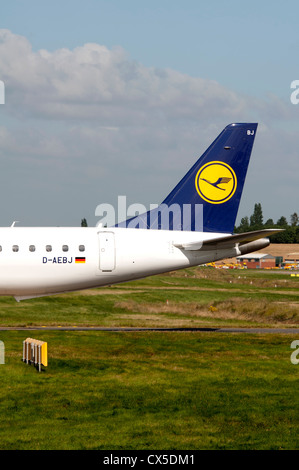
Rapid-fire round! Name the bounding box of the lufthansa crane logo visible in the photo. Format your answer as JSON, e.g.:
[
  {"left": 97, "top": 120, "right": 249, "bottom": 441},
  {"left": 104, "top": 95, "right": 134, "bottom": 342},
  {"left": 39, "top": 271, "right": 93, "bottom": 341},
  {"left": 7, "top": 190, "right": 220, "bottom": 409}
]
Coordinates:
[{"left": 195, "top": 161, "right": 237, "bottom": 204}]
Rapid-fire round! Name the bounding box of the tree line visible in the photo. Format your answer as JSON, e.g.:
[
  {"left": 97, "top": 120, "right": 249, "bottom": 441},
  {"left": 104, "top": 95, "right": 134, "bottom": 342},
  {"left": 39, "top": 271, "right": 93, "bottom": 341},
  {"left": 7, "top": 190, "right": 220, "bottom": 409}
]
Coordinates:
[{"left": 235, "top": 203, "right": 299, "bottom": 243}]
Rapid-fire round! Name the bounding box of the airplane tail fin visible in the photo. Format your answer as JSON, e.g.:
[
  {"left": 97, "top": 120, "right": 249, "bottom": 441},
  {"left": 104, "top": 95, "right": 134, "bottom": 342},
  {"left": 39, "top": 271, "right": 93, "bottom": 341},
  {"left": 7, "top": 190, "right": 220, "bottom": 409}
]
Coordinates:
[{"left": 117, "top": 123, "right": 258, "bottom": 233}]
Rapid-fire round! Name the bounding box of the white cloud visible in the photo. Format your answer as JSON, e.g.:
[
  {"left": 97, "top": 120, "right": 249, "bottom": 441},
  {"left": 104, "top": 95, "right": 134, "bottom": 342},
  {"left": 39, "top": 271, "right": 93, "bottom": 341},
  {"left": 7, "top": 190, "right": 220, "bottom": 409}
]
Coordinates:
[
  {"left": 0, "top": 29, "right": 250, "bottom": 124},
  {"left": 0, "top": 29, "right": 297, "bottom": 226}
]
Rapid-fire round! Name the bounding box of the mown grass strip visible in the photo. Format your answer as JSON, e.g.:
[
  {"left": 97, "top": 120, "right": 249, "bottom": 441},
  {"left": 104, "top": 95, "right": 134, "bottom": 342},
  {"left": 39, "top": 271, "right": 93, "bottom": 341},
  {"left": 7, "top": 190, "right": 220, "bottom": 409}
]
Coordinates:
[
  {"left": 0, "top": 331, "right": 298, "bottom": 450},
  {"left": 0, "top": 267, "right": 298, "bottom": 328}
]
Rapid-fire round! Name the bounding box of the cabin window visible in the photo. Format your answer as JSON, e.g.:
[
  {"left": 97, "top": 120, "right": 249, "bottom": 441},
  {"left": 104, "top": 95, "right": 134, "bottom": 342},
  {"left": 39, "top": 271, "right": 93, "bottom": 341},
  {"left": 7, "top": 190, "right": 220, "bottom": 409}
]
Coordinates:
[
  {"left": 62, "top": 245, "right": 68, "bottom": 252},
  {"left": 29, "top": 245, "right": 36, "bottom": 252},
  {"left": 46, "top": 245, "right": 52, "bottom": 252},
  {"left": 79, "top": 245, "right": 85, "bottom": 252},
  {"left": 12, "top": 245, "right": 19, "bottom": 252}
]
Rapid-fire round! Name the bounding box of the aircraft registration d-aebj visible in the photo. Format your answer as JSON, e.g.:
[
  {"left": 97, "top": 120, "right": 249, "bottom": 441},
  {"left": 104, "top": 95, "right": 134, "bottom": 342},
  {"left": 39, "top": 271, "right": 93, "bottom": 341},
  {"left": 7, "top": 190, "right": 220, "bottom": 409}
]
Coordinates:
[{"left": 1, "top": 123, "right": 281, "bottom": 301}]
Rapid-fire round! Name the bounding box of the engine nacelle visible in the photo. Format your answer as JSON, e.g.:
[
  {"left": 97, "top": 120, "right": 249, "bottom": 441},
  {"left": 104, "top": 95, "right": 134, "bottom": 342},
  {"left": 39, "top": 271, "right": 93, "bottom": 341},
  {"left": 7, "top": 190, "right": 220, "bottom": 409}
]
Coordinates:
[{"left": 238, "top": 238, "right": 270, "bottom": 256}]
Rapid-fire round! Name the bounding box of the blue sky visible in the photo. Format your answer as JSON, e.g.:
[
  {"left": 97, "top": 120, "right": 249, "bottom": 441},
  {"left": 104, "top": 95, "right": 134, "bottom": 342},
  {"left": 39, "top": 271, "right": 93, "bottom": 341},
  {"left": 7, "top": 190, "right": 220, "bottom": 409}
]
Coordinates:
[
  {"left": 0, "top": 1, "right": 299, "bottom": 226},
  {"left": 2, "top": 0, "right": 298, "bottom": 98}
]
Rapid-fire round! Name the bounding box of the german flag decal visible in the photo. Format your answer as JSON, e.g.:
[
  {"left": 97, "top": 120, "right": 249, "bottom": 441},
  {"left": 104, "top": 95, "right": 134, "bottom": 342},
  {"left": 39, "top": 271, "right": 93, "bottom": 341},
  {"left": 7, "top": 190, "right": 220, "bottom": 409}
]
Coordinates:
[{"left": 75, "top": 257, "right": 86, "bottom": 264}]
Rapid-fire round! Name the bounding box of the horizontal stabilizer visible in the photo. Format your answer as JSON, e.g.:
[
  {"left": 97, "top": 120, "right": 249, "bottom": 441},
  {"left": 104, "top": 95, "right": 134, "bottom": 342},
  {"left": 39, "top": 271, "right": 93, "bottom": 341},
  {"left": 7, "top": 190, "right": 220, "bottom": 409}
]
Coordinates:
[{"left": 174, "top": 229, "right": 284, "bottom": 251}]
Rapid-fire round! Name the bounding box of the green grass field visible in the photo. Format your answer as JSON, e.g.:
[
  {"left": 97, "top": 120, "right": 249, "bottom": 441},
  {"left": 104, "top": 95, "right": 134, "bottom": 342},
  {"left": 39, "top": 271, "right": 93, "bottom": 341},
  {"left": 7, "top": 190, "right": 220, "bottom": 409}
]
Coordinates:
[
  {"left": 0, "top": 267, "right": 298, "bottom": 329},
  {"left": 0, "top": 267, "right": 299, "bottom": 449}
]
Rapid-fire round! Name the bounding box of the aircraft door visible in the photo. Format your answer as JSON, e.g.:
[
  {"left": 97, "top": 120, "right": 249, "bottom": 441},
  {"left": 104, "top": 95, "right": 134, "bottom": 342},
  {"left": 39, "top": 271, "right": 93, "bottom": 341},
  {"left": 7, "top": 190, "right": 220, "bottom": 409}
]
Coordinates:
[{"left": 98, "top": 232, "right": 116, "bottom": 272}]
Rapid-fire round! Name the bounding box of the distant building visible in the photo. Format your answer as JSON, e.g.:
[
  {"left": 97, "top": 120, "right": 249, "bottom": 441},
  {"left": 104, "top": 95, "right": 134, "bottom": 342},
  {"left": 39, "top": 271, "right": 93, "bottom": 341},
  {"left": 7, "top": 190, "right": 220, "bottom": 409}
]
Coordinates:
[
  {"left": 236, "top": 253, "right": 276, "bottom": 269},
  {"left": 285, "top": 253, "right": 299, "bottom": 263}
]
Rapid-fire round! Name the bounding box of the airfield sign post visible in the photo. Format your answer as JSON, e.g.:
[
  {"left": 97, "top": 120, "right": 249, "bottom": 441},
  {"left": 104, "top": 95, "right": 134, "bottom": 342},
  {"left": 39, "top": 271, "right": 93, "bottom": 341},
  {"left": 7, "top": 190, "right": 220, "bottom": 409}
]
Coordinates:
[{"left": 22, "top": 338, "right": 48, "bottom": 372}]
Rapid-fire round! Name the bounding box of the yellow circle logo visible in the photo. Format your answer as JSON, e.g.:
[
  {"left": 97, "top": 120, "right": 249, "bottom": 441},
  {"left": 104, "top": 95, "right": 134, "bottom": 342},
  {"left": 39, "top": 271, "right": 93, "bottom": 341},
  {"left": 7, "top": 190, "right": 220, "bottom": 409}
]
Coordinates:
[{"left": 195, "top": 161, "right": 237, "bottom": 204}]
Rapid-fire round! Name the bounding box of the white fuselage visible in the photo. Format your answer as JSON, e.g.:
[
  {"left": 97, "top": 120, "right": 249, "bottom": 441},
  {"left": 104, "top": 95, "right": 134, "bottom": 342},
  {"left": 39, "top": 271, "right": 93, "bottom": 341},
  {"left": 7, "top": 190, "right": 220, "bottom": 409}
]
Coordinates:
[{"left": 0, "top": 226, "right": 236, "bottom": 300}]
